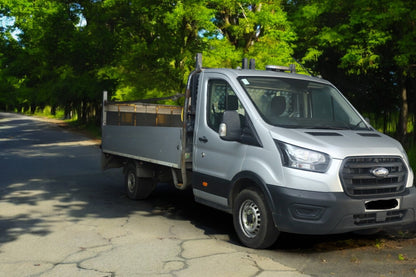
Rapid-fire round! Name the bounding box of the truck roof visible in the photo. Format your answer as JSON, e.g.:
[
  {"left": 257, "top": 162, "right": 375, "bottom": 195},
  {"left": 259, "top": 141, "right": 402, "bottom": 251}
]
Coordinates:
[{"left": 202, "top": 68, "right": 332, "bottom": 85}]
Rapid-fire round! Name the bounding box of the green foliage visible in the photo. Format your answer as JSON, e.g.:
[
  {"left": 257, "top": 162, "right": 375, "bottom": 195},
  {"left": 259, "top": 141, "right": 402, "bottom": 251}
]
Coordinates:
[
  {"left": 287, "top": 0, "right": 416, "bottom": 76},
  {"left": 398, "top": 253, "right": 407, "bottom": 261},
  {"left": 98, "top": 0, "right": 216, "bottom": 101},
  {"left": 0, "top": 0, "right": 415, "bottom": 142},
  {"left": 286, "top": 0, "right": 416, "bottom": 142},
  {"left": 204, "top": 1, "right": 296, "bottom": 69},
  {"left": 0, "top": 0, "right": 299, "bottom": 111}
]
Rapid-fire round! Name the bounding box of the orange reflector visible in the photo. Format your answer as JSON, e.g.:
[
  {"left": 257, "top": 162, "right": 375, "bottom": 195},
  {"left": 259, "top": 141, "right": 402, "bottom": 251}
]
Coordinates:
[{"left": 202, "top": 182, "right": 208, "bottom": 187}]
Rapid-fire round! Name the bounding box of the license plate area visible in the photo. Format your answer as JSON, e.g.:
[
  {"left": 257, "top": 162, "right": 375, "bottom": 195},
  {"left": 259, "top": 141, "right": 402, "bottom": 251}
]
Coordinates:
[{"left": 365, "top": 199, "right": 400, "bottom": 211}]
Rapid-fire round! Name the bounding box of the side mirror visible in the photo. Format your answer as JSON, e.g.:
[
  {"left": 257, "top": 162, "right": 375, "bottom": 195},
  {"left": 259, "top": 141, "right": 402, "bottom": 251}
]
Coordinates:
[
  {"left": 219, "top": 111, "right": 241, "bottom": 141},
  {"left": 219, "top": 123, "right": 227, "bottom": 137}
]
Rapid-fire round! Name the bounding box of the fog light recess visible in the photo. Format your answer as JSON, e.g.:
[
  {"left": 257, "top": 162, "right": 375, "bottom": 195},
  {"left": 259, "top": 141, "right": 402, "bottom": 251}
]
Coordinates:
[{"left": 291, "top": 204, "right": 325, "bottom": 220}]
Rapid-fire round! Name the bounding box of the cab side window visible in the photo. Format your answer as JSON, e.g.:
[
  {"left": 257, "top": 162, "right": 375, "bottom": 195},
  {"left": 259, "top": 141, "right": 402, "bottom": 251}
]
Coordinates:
[{"left": 207, "top": 79, "right": 245, "bottom": 132}]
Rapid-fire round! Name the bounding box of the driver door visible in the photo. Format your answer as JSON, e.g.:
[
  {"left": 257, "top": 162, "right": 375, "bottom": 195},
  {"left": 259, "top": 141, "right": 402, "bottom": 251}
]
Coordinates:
[{"left": 193, "top": 74, "right": 247, "bottom": 204}]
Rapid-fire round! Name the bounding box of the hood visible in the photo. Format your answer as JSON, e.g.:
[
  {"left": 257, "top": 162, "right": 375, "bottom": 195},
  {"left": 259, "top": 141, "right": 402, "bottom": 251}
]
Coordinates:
[{"left": 270, "top": 128, "right": 406, "bottom": 160}]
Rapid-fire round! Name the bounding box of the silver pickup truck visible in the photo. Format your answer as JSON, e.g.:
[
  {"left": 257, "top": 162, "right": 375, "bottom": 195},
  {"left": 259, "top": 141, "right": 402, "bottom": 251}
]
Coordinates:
[{"left": 101, "top": 54, "right": 416, "bottom": 248}]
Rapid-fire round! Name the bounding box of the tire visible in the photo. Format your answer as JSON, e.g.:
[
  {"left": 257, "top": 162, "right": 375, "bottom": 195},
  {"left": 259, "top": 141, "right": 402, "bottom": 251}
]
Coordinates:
[
  {"left": 125, "top": 164, "right": 155, "bottom": 200},
  {"left": 233, "top": 188, "right": 279, "bottom": 249}
]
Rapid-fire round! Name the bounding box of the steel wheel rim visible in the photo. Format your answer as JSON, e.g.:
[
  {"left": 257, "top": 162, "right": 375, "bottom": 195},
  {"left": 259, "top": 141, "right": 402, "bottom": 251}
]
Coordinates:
[
  {"left": 127, "top": 172, "right": 136, "bottom": 192},
  {"left": 239, "top": 199, "right": 261, "bottom": 238}
]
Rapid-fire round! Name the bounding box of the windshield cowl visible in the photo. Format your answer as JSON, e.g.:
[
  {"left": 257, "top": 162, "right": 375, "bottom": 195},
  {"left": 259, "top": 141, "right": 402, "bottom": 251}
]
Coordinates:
[{"left": 272, "top": 124, "right": 370, "bottom": 131}]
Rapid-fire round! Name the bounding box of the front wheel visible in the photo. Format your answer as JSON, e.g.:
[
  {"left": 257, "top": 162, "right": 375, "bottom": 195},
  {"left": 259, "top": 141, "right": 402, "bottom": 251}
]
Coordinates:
[
  {"left": 125, "top": 164, "right": 155, "bottom": 200},
  {"left": 233, "top": 188, "right": 279, "bottom": 249}
]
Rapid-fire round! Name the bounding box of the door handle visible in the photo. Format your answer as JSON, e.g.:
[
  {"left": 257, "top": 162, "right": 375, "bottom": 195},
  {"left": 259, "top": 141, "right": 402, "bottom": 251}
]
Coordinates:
[{"left": 199, "top": 136, "right": 208, "bottom": 143}]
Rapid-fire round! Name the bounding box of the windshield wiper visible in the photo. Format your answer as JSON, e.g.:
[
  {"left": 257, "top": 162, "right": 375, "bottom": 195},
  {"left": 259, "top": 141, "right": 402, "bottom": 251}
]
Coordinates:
[{"left": 276, "top": 124, "right": 303, "bottom": 129}]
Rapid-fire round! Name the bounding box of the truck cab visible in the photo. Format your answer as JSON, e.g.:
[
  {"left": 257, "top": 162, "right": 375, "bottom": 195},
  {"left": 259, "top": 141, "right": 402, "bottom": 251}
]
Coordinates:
[
  {"left": 102, "top": 55, "right": 416, "bottom": 249},
  {"left": 190, "top": 67, "right": 415, "bottom": 248}
]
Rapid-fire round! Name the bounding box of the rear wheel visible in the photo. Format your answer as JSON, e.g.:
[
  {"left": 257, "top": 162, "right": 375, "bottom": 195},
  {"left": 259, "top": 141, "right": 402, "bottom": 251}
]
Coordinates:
[
  {"left": 125, "top": 164, "right": 155, "bottom": 200},
  {"left": 233, "top": 188, "right": 279, "bottom": 249}
]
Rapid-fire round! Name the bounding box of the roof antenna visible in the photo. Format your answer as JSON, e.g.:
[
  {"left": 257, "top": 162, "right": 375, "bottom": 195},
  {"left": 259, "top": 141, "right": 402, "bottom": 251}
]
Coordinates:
[
  {"left": 249, "top": 59, "right": 255, "bottom": 70},
  {"left": 195, "top": 53, "right": 202, "bottom": 72},
  {"left": 242, "top": 58, "right": 248, "bottom": 69}
]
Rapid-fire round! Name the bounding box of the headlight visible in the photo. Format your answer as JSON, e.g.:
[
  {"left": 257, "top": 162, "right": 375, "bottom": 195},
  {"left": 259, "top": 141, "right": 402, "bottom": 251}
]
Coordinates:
[{"left": 276, "top": 141, "right": 330, "bottom": 173}]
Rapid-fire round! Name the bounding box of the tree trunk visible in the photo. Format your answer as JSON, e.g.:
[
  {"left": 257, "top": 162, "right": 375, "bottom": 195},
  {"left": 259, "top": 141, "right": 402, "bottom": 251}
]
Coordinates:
[
  {"left": 399, "top": 80, "right": 408, "bottom": 145},
  {"left": 51, "top": 105, "right": 56, "bottom": 116}
]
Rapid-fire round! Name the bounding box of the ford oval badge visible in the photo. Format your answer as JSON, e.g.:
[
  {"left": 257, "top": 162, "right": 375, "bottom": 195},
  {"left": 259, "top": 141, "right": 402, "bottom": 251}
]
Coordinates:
[{"left": 371, "top": 167, "right": 389, "bottom": 178}]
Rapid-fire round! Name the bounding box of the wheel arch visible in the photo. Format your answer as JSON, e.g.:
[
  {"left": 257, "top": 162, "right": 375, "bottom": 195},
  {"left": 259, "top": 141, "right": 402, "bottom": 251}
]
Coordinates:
[
  {"left": 123, "top": 159, "right": 154, "bottom": 178},
  {"left": 229, "top": 171, "right": 277, "bottom": 223}
]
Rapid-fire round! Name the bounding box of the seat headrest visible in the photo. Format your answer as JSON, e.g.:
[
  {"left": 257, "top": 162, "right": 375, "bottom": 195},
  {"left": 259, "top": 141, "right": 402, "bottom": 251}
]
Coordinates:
[
  {"left": 226, "top": 95, "right": 239, "bottom": 110},
  {"left": 271, "top": 96, "right": 286, "bottom": 116}
]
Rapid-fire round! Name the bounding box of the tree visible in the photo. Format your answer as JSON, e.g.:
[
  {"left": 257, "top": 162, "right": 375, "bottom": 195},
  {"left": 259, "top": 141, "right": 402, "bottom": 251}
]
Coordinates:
[
  {"left": 98, "top": 0, "right": 215, "bottom": 101},
  {"left": 286, "top": 0, "right": 416, "bottom": 142},
  {"left": 0, "top": 0, "right": 117, "bottom": 122},
  {"left": 0, "top": 1, "right": 301, "bottom": 123},
  {"left": 203, "top": 0, "right": 297, "bottom": 70}
]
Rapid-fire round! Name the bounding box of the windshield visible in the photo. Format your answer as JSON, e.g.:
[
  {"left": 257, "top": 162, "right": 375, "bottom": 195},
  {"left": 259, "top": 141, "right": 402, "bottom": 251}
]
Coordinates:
[{"left": 238, "top": 77, "right": 369, "bottom": 130}]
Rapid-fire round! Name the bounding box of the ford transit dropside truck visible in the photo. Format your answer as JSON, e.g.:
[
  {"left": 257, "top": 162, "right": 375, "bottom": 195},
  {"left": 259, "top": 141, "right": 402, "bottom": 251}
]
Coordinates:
[{"left": 101, "top": 54, "right": 416, "bottom": 248}]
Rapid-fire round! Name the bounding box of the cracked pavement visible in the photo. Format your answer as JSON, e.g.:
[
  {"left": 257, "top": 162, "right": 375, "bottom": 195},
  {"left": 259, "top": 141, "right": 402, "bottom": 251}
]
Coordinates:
[{"left": 0, "top": 112, "right": 308, "bottom": 277}]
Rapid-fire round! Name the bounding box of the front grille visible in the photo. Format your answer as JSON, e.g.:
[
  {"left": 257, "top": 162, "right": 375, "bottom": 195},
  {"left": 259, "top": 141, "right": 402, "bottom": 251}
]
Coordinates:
[
  {"left": 353, "top": 210, "right": 406, "bottom": 225},
  {"left": 340, "top": 156, "right": 407, "bottom": 197}
]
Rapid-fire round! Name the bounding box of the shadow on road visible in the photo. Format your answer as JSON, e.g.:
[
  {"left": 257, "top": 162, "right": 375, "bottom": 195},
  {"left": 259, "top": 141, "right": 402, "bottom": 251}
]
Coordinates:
[{"left": 1, "top": 112, "right": 415, "bottom": 257}]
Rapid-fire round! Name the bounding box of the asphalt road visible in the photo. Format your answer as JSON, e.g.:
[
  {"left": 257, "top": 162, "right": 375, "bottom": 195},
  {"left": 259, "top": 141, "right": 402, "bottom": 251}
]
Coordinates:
[{"left": 0, "top": 112, "right": 415, "bottom": 277}]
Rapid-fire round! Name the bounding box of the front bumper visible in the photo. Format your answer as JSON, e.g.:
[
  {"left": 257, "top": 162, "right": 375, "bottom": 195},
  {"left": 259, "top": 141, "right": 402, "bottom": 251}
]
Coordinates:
[{"left": 268, "top": 185, "right": 416, "bottom": 235}]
